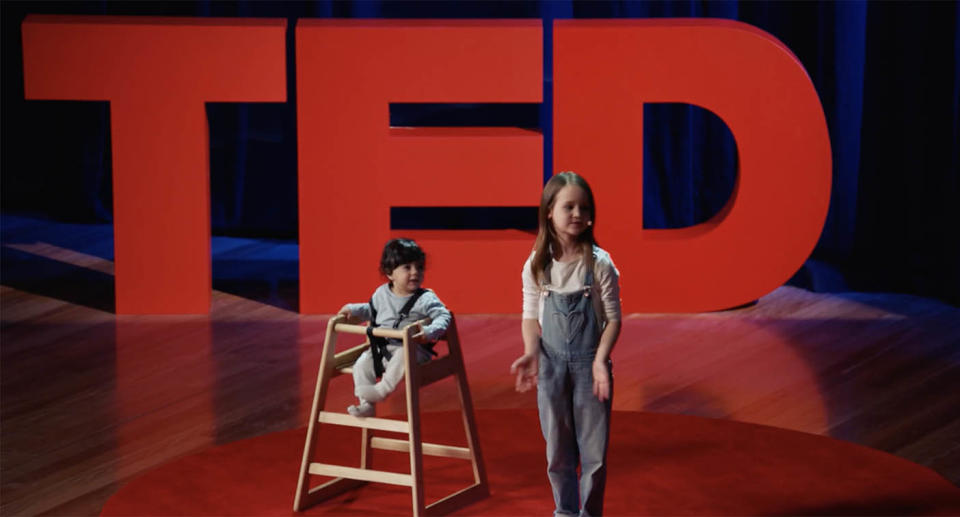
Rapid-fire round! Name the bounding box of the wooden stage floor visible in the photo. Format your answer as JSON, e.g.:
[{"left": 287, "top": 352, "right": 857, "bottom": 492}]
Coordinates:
[{"left": 2, "top": 216, "right": 959, "bottom": 515}]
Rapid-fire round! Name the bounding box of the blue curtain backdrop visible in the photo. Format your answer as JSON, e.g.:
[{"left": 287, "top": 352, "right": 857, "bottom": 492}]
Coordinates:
[{"left": 2, "top": 1, "right": 958, "bottom": 305}]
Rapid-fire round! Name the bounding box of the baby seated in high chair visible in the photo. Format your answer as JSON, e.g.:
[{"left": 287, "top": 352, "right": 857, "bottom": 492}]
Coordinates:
[{"left": 338, "top": 238, "right": 451, "bottom": 417}]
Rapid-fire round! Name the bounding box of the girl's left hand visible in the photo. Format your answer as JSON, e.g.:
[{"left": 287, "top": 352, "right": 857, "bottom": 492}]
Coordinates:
[{"left": 592, "top": 360, "right": 610, "bottom": 402}]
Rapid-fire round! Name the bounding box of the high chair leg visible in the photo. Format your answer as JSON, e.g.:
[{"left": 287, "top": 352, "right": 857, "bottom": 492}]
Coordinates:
[
  {"left": 294, "top": 314, "right": 345, "bottom": 512},
  {"left": 449, "top": 319, "right": 488, "bottom": 492},
  {"left": 360, "top": 427, "right": 373, "bottom": 470},
  {"left": 405, "top": 342, "right": 426, "bottom": 516}
]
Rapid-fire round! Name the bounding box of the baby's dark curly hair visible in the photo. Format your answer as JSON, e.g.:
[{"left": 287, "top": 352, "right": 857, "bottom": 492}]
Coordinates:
[{"left": 380, "top": 238, "right": 426, "bottom": 276}]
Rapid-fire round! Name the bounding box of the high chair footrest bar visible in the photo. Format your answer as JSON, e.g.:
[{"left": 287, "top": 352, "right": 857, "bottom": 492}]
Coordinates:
[
  {"left": 302, "top": 477, "right": 366, "bottom": 505},
  {"left": 371, "top": 437, "right": 473, "bottom": 460},
  {"left": 308, "top": 463, "right": 413, "bottom": 486},
  {"left": 318, "top": 411, "right": 410, "bottom": 433}
]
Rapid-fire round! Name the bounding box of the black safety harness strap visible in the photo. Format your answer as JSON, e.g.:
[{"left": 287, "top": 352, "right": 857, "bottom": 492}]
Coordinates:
[{"left": 367, "top": 288, "right": 426, "bottom": 378}]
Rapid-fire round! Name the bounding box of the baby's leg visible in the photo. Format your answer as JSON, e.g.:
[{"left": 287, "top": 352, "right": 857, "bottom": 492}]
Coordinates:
[
  {"left": 348, "top": 351, "right": 378, "bottom": 416},
  {"left": 356, "top": 345, "right": 430, "bottom": 403},
  {"left": 366, "top": 346, "right": 408, "bottom": 401},
  {"left": 352, "top": 350, "right": 377, "bottom": 399},
  {"left": 349, "top": 346, "right": 390, "bottom": 403}
]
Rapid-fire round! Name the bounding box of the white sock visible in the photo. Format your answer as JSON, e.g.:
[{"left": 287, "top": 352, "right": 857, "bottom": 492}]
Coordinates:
[{"left": 347, "top": 401, "right": 374, "bottom": 417}]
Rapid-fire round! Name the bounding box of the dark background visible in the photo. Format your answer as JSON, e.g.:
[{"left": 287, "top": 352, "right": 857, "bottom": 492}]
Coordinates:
[{"left": 2, "top": 1, "right": 958, "bottom": 306}]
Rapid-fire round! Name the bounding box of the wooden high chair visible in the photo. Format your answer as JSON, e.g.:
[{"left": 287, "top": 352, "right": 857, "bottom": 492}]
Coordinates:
[{"left": 294, "top": 314, "right": 488, "bottom": 516}]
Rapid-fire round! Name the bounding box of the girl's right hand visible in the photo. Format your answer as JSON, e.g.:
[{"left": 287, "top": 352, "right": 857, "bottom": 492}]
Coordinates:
[{"left": 510, "top": 353, "right": 538, "bottom": 393}]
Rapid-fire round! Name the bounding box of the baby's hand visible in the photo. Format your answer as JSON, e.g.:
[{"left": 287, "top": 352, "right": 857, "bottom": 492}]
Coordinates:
[
  {"left": 510, "top": 353, "right": 538, "bottom": 393},
  {"left": 337, "top": 305, "right": 361, "bottom": 324},
  {"left": 410, "top": 323, "right": 428, "bottom": 344}
]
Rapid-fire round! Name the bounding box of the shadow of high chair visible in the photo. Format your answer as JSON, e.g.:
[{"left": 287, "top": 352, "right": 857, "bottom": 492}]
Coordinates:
[{"left": 294, "top": 314, "right": 488, "bottom": 516}]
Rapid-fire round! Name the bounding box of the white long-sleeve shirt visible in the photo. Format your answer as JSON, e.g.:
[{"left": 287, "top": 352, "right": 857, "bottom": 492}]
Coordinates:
[{"left": 522, "top": 246, "right": 622, "bottom": 326}]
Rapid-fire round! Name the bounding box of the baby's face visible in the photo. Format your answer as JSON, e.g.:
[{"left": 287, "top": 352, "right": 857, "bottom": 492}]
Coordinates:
[{"left": 388, "top": 261, "right": 423, "bottom": 296}]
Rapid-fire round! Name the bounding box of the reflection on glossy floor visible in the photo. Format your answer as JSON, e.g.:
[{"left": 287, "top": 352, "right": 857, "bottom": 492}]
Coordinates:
[{"left": 2, "top": 230, "right": 959, "bottom": 516}]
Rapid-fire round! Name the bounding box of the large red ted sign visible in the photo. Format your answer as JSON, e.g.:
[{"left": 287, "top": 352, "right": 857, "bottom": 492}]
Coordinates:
[{"left": 22, "top": 16, "right": 831, "bottom": 315}]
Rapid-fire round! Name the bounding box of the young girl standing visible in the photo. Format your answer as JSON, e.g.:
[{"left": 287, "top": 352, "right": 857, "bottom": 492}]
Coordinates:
[{"left": 511, "top": 172, "right": 622, "bottom": 517}]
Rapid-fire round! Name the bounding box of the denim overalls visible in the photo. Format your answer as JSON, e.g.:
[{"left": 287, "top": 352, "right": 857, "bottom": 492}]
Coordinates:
[{"left": 538, "top": 262, "right": 612, "bottom": 517}]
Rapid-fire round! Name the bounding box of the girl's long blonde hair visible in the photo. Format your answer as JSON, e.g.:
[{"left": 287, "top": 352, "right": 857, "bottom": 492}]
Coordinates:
[{"left": 531, "top": 171, "right": 598, "bottom": 285}]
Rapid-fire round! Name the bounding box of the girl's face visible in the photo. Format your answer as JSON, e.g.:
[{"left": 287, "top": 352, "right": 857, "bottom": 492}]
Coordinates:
[
  {"left": 548, "top": 185, "right": 592, "bottom": 243},
  {"left": 387, "top": 261, "right": 423, "bottom": 296}
]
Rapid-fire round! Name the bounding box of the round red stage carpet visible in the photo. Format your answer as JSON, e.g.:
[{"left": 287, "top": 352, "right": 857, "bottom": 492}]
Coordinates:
[{"left": 101, "top": 409, "right": 960, "bottom": 516}]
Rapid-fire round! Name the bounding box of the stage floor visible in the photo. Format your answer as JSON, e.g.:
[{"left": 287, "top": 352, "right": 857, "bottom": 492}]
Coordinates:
[
  {"left": 102, "top": 410, "right": 960, "bottom": 516},
  {"left": 2, "top": 214, "right": 959, "bottom": 515}
]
